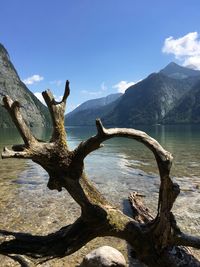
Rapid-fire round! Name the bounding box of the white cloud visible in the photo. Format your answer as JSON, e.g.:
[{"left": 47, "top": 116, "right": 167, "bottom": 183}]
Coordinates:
[
  {"left": 162, "top": 32, "right": 200, "bottom": 69},
  {"left": 34, "top": 92, "right": 46, "bottom": 105},
  {"left": 113, "top": 80, "right": 136, "bottom": 93},
  {"left": 81, "top": 90, "right": 103, "bottom": 97},
  {"left": 54, "top": 95, "right": 63, "bottom": 102},
  {"left": 23, "top": 74, "right": 44, "bottom": 85},
  {"left": 81, "top": 82, "right": 108, "bottom": 97},
  {"left": 182, "top": 56, "right": 200, "bottom": 70}
]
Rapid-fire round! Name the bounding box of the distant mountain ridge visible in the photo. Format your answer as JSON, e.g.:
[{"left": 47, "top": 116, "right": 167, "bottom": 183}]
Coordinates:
[
  {"left": 65, "top": 62, "right": 200, "bottom": 126},
  {"left": 69, "top": 93, "right": 121, "bottom": 114},
  {"left": 103, "top": 71, "right": 200, "bottom": 126},
  {"left": 0, "top": 43, "right": 51, "bottom": 128}
]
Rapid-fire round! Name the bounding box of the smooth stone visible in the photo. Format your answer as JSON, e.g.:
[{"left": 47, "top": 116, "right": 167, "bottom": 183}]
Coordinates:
[{"left": 80, "top": 245, "right": 127, "bottom": 267}]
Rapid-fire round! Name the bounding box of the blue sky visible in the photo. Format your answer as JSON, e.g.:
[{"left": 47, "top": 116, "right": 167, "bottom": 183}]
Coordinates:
[{"left": 1, "top": 0, "right": 200, "bottom": 112}]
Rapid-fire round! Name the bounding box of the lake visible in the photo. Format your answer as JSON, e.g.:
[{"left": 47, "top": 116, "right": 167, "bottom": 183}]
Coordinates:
[{"left": 0, "top": 124, "right": 200, "bottom": 266}]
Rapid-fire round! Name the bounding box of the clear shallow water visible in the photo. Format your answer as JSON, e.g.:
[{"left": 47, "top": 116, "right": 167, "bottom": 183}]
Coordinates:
[
  {"left": 0, "top": 125, "right": 200, "bottom": 265},
  {"left": 67, "top": 125, "right": 200, "bottom": 232}
]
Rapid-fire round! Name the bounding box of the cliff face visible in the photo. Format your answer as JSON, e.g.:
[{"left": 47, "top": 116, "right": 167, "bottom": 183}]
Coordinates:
[
  {"left": 163, "top": 80, "right": 200, "bottom": 124},
  {"left": 102, "top": 73, "right": 199, "bottom": 126},
  {"left": 65, "top": 62, "right": 200, "bottom": 127},
  {"left": 0, "top": 44, "right": 51, "bottom": 128}
]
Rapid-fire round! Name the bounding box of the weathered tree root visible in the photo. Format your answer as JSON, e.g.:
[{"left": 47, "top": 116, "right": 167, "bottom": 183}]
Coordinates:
[
  {"left": 1, "top": 80, "right": 200, "bottom": 267},
  {"left": 129, "top": 192, "right": 200, "bottom": 266}
]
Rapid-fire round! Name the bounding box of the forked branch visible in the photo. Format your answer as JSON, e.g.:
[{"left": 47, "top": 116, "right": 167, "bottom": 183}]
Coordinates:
[
  {"left": 76, "top": 118, "right": 173, "bottom": 175},
  {"left": 2, "top": 96, "right": 37, "bottom": 146},
  {"left": 42, "top": 80, "right": 70, "bottom": 143},
  {"left": 1, "top": 147, "right": 31, "bottom": 159},
  {"left": 1, "top": 80, "right": 200, "bottom": 267}
]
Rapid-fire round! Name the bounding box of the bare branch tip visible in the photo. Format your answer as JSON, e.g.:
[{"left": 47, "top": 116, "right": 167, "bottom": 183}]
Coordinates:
[
  {"left": 3, "top": 146, "right": 9, "bottom": 152},
  {"left": 1, "top": 147, "right": 11, "bottom": 159},
  {"left": 42, "top": 89, "right": 55, "bottom": 105},
  {"left": 1, "top": 146, "right": 30, "bottom": 159},
  {"left": 12, "top": 101, "right": 21, "bottom": 109},
  {"left": 2, "top": 95, "right": 21, "bottom": 112},
  {"left": 96, "top": 118, "right": 104, "bottom": 132},
  {"left": 2, "top": 95, "right": 12, "bottom": 107},
  {"left": 42, "top": 89, "right": 52, "bottom": 97},
  {"left": 41, "top": 90, "right": 46, "bottom": 97},
  {"left": 95, "top": 119, "right": 107, "bottom": 137},
  {"left": 66, "top": 80, "right": 70, "bottom": 87},
  {"left": 62, "top": 80, "right": 70, "bottom": 102}
]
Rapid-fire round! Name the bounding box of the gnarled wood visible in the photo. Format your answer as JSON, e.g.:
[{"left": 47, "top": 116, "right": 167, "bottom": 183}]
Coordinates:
[
  {"left": 1, "top": 80, "right": 200, "bottom": 267},
  {"left": 128, "top": 192, "right": 200, "bottom": 267},
  {"left": 42, "top": 80, "right": 69, "bottom": 144},
  {"left": 2, "top": 96, "right": 37, "bottom": 146}
]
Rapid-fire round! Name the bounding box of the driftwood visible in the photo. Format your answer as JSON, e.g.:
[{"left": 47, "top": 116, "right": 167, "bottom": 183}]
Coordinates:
[{"left": 1, "top": 80, "right": 200, "bottom": 267}]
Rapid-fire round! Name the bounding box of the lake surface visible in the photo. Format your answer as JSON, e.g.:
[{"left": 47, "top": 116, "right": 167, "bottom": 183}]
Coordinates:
[{"left": 0, "top": 125, "right": 200, "bottom": 265}]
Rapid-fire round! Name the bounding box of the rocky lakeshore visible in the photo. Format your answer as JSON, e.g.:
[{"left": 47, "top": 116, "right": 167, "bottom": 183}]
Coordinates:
[
  {"left": 0, "top": 160, "right": 140, "bottom": 267},
  {"left": 0, "top": 125, "right": 200, "bottom": 266}
]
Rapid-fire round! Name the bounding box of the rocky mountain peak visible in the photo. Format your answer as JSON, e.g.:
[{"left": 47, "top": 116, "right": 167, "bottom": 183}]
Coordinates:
[
  {"left": 160, "top": 62, "right": 200, "bottom": 79},
  {"left": 0, "top": 43, "right": 51, "bottom": 128},
  {"left": 0, "top": 44, "right": 19, "bottom": 80}
]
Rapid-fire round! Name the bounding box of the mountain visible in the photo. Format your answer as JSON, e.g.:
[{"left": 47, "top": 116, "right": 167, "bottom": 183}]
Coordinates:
[
  {"left": 163, "top": 80, "right": 200, "bottom": 124},
  {"left": 0, "top": 44, "right": 51, "bottom": 128},
  {"left": 65, "top": 62, "right": 200, "bottom": 127},
  {"left": 160, "top": 62, "right": 200, "bottom": 79},
  {"left": 102, "top": 71, "right": 200, "bottom": 126},
  {"left": 65, "top": 93, "right": 122, "bottom": 126}
]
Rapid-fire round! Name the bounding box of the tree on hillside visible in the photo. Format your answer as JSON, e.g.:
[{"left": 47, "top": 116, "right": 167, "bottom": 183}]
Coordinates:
[{"left": 1, "top": 81, "right": 200, "bottom": 267}]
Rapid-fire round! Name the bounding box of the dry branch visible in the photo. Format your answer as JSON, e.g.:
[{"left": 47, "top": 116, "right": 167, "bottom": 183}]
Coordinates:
[
  {"left": 2, "top": 96, "right": 37, "bottom": 146},
  {"left": 1, "top": 80, "right": 200, "bottom": 267}
]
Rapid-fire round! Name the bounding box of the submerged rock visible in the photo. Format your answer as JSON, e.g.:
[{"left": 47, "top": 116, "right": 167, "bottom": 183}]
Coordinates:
[{"left": 80, "top": 245, "right": 127, "bottom": 267}]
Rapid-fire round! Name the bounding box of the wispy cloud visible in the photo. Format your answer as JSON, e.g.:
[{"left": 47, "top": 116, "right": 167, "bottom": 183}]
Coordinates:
[
  {"left": 113, "top": 80, "right": 136, "bottom": 93},
  {"left": 23, "top": 74, "right": 44, "bottom": 85},
  {"left": 162, "top": 32, "right": 200, "bottom": 69},
  {"left": 50, "top": 80, "right": 63, "bottom": 87},
  {"left": 81, "top": 82, "right": 107, "bottom": 97},
  {"left": 81, "top": 90, "right": 103, "bottom": 97},
  {"left": 101, "top": 82, "right": 107, "bottom": 91}
]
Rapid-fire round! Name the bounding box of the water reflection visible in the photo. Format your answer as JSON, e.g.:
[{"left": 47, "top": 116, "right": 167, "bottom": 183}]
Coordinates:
[
  {"left": 1, "top": 125, "right": 200, "bottom": 207},
  {"left": 0, "top": 128, "right": 22, "bottom": 145}
]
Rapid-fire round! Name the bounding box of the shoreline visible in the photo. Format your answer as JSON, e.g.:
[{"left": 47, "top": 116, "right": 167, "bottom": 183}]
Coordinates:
[
  {"left": 1, "top": 160, "right": 200, "bottom": 266},
  {"left": 0, "top": 161, "right": 137, "bottom": 266}
]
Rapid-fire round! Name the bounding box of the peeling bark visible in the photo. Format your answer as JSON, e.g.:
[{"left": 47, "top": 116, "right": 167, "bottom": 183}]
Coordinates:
[{"left": 1, "top": 80, "right": 200, "bottom": 267}]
